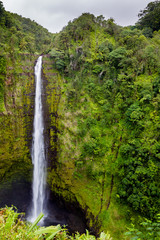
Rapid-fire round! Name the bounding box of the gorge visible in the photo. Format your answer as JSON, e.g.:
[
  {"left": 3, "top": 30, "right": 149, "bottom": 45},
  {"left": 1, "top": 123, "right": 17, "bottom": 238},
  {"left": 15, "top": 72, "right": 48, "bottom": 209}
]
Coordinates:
[
  {"left": 0, "top": 1, "right": 160, "bottom": 239},
  {"left": 0, "top": 54, "right": 87, "bottom": 233}
]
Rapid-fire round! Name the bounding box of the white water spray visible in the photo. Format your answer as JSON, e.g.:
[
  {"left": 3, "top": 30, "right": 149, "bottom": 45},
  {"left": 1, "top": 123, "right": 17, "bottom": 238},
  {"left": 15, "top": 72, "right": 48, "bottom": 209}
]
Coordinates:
[{"left": 28, "top": 56, "right": 47, "bottom": 223}]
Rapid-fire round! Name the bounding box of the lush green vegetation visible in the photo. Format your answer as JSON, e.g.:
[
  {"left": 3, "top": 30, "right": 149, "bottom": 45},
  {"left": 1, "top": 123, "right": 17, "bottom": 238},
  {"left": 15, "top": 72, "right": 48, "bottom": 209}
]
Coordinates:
[
  {"left": 0, "top": 1, "right": 54, "bottom": 204},
  {"left": 125, "top": 214, "right": 160, "bottom": 240},
  {"left": 1, "top": 0, "right": 160, "bottom": 239},
  {"left": 137, "top": 0, "right": 160, "bottom": 34},
  {"left": 47, "top": 5, "right": 160, "bottom": 239},
  {"left": 0, "top": 207, "right": 112, "bottom": 240},
  {"left": 0, "top": 1, "right": 52, "bottom": 54},
  {"left": 0, "top": 207, "right": 159, "bottom": 239},
  {"left": 0, "top": 0, "right": 53, "bottom": 113}
]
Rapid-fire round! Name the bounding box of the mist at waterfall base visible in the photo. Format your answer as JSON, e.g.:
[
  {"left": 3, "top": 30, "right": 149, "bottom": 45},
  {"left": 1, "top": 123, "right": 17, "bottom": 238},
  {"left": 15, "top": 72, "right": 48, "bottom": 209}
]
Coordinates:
[{"left": 0, "top": 56, "right": 86, "bottom": 233}]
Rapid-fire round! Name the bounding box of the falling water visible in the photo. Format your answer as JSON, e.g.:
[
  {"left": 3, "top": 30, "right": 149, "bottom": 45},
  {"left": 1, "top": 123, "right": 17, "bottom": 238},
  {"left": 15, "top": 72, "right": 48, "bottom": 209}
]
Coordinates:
[{"left": 28, "top": 56, "right": 47, "bottom": 223}]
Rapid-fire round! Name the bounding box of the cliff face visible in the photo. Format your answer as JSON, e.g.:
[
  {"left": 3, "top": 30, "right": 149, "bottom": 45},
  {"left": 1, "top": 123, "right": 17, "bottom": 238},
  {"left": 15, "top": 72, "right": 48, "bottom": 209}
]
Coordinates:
[
  {"left": 42, "top": 55, "right": 127, "bottom": 238},
  {"left": 0, "top": 54, "right": 88, "bottom": 233},
  {"left": 42, "top": 55, "right": 61, "bottom": 170},
  {"left": 42, "top": 56, "right": 93, "bottom": 229},
  {"left": 0, "top": 53, "right": 133, "bottom": 238},
  {"left": 0, "top": 54, "right": 37, "bottom": 211}
]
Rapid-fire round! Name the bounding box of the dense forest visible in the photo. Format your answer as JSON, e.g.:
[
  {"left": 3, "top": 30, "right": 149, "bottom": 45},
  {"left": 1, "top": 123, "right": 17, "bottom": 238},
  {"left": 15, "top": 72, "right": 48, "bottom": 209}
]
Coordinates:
[
  {"left": 0, "top": 0, "right": 53, "bottom": 112},
  {"left": 0, "top": 0, "right": 160, "bottom": 239}
]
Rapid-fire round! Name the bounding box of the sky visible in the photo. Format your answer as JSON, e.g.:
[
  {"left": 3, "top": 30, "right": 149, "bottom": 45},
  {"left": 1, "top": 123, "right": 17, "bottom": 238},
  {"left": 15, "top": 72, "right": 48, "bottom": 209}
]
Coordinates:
[{"left": 2, "top": 0, "right": 152, "bottom": 33}]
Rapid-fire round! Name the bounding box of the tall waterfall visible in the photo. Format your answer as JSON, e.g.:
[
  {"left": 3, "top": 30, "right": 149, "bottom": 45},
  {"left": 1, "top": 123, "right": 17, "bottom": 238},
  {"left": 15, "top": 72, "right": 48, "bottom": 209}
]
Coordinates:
[{"left": 28, "top": 56, "right": 47, "bottom": 223}]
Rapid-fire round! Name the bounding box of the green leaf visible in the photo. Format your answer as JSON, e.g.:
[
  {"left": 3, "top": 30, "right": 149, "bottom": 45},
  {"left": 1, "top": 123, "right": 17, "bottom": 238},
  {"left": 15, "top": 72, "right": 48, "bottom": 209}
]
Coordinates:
[
  {"left": 46, "top": 229, "right": 61, "bottom": 240},
  {"left": 34, "top": 224, "right": 61, "bottom": 237},
  {"left": 26, "top": 213, "right": 44, "bottom": 235},
  {"left": 124, "top": 231, "right": 132, "bottom": 236}
]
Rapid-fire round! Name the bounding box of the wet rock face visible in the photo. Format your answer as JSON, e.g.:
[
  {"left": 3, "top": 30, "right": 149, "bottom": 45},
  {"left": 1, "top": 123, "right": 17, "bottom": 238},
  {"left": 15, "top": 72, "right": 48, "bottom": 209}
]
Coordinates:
[
  {"left": 0, "top": 178, "right": 32, "bottom": 213},
  {"left": 0, "top": 54, "right": 89, "bottom": 233},
  {"left": 42, "top": 55, "right": 104, "bottom": 236},
  {"left": 67, "top": 213, "right": 86, "bottom": 233},
  {"left": 47, "top": 191, "right": 87, "bottom": 234},
  {"left": 0, "top": 54, "right": 36, "bottom": 211},
  {"left": 0, "top": 178, "right": 87, "bottom": 234},
  {"left": 41, "top": 56, "right": 88, "bottom": 233},
  {"left": 44, "top": 201, "right": 87, "bottom": 234}
]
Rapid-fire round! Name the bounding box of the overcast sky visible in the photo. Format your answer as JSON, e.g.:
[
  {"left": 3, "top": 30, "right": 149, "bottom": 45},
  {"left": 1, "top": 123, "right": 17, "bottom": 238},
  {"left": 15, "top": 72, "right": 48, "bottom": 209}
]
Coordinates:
[{"left": 2, "top": 0, "right": 152, "bottom": 33}]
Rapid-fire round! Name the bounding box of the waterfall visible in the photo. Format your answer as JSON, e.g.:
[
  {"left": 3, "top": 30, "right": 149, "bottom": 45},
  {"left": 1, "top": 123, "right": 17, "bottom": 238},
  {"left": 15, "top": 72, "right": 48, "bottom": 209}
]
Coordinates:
[{"left": 28, "top": 56, "right": 47, "bottom": 223}]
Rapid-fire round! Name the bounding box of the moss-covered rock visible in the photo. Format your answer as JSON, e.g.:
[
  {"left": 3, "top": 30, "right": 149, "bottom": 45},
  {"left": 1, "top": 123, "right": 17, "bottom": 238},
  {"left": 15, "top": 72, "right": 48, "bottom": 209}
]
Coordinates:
[
  {"left": 42, "top": 55, "right": 128, "bottom": 239},
  {"left": 0, "top": 53, "right": 38, "bottom": 187}
]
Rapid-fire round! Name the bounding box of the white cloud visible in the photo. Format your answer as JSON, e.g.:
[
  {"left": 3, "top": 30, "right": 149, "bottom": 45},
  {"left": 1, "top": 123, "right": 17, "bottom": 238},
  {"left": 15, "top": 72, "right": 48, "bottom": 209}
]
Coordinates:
[{"left": 2, "top": 0, "right": 152, "bottom": 33}]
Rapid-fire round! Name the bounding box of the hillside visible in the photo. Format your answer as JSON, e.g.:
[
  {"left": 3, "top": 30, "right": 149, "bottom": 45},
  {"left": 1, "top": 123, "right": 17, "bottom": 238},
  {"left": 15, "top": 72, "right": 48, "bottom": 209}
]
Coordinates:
[
  {"left": 0, "top": 1, "right": 53, "bottom": 112},
  {"left": 0, "top": 1, "right": 53, "bottom": 212},
  {"left": 46, "top": 12, "right": 160, "bottom": 238}
]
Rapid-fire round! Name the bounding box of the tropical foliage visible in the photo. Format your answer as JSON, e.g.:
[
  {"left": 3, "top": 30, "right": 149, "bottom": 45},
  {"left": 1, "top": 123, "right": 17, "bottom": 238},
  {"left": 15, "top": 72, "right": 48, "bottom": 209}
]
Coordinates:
[
  {"left": 47, "top": 5, "right": 160, "bottom": 238},
  {"left": 0, "top": 207, "right": 112, "bottom": 240},
  {"left": 0, "top": 0, "right": 160, "bottom": 239},
  {"left": 137, "top": 0, "right": 160, "bottom": 33}
]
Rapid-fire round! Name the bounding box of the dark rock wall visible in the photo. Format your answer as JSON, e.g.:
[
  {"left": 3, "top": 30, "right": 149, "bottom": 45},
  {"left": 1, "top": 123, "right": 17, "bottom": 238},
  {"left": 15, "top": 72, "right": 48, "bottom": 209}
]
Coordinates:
[{"left": 0, "top": 54, "right": 37, "bottom": 210}]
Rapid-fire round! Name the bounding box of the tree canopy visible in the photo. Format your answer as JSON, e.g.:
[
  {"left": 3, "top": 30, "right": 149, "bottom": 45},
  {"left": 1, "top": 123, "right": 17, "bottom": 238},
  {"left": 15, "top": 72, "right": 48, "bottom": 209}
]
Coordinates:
[{"left": 137, "top": 0, "right": 160, "bottom": 32}]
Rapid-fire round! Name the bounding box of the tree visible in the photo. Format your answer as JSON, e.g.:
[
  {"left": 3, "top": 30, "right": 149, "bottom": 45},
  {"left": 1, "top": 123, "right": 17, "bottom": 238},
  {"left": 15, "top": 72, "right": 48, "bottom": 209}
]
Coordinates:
[
  {"left": 109, "top": 47, "right": 127, "bottom": 69},
  {"left": 137, "top": 1, "right": 160, "bottom": 32},
  {"left": 125, "top": 214, "right": 160, "bottom": 240},
  {"left": 0, "top": 1, "right": 5, "bottom": 26},
  {"left": 105, "top": 18, "right": 116, "bottom": 35},
  {"left": 63, "top": 13, "right": 96, "bottom": 41},
  {"left": 0, "top": 55, "right": 6, "bottom": 112}
]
